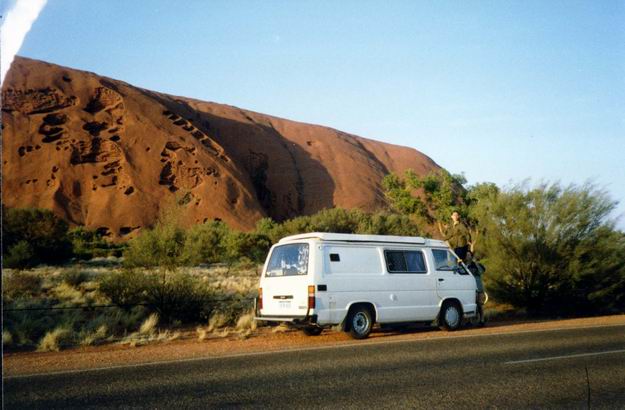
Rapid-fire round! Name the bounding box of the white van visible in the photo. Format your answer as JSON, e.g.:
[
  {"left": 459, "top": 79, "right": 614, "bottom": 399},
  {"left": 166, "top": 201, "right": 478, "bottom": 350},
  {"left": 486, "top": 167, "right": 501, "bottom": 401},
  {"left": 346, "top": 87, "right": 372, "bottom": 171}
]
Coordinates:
[{"left": 254, "top": 232, "right": 478, "bottom": 339}]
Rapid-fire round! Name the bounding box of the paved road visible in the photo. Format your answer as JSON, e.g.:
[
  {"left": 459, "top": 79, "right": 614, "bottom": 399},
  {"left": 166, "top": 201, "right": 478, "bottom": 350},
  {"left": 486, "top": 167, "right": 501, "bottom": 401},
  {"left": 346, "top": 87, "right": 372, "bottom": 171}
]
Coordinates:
[{"left": 4, "top": 324, "right": 625, "bottom": 409}]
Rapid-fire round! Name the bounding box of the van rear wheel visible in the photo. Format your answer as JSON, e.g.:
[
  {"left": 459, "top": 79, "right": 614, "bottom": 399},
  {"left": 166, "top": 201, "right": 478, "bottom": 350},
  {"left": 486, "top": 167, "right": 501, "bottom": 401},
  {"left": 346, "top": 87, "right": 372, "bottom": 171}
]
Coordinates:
[
  {"left": 439, "top": 301, "right": 462, "bottom": 331},
  {"left": 348, "top": 307, "right": 373, "bottom": 339},
  {"left": 302, "top": 326, "right": 323, "bottom": 336}
]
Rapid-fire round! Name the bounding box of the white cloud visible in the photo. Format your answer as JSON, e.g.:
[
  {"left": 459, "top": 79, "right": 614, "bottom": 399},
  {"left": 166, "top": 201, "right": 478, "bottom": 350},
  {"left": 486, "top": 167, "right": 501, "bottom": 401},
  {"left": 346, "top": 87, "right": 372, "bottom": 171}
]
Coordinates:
[{"left": 1, "top": 0, "right": 48, "bottom": 84}]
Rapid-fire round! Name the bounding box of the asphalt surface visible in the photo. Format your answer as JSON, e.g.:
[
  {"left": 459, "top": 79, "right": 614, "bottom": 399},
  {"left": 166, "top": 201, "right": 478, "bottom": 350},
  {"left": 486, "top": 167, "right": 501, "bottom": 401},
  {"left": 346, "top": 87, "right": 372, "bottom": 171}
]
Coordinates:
[{"left": 4, "top": 324, "right": 625, "bottom": 409}]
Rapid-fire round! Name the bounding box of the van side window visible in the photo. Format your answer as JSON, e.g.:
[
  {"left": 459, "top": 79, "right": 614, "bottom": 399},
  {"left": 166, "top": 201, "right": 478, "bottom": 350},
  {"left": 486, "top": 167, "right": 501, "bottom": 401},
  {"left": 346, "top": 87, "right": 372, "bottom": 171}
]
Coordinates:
[
  {"left": 385, "top": 250, "right": 427, "bottom": 273},
  {"left": 329, "top": 253, "right": 340, "bottom": 262},
  {"left": 432, "top": 249, "right": 458, "bottom": 271}
]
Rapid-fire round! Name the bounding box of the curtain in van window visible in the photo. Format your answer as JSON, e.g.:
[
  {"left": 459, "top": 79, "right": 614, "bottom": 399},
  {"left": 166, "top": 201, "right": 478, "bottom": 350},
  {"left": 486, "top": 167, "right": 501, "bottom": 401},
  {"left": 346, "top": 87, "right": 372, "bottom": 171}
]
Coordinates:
[
  {"left": 405, "top": 251, "right": 426, "bottom": 272},
  {"left": 385, "top": 250, "right": 426, "bottom": 273},
  {"left": 385, "top": 251, "right": 407, "bottom": 272},
  {"left": 266, "top": 244, "right": 309, "bottom": 277}
]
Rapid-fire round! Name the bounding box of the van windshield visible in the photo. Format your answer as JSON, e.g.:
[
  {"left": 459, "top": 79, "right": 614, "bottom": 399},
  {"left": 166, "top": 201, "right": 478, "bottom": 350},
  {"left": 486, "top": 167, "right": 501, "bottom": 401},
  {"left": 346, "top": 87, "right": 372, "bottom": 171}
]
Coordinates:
[{"left": 265, "top": 244, "right": 309, "bottom": 277}]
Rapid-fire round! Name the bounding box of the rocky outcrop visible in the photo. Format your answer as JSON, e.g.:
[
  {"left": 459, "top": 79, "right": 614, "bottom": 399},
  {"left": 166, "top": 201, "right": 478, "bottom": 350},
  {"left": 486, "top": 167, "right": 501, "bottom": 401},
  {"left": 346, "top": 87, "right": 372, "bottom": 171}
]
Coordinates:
[{"left": 1, "top": 57, "right": 442, "bottom": 239}]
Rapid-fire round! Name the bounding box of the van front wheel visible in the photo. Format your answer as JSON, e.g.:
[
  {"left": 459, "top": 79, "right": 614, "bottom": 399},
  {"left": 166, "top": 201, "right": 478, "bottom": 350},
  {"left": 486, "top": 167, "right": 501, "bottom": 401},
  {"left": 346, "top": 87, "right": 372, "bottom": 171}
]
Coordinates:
[
  {"left": 348, "top": 307, "right": 373, "bottom": 339},
  {"left": 439, "top": 301, "right": 462, "bottom": 331}
]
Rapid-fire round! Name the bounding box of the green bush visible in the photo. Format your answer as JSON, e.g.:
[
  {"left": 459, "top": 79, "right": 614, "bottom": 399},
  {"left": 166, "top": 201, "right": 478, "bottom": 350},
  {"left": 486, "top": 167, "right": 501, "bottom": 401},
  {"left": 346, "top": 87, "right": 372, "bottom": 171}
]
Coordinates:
[
  {"left": 2, "top": 270, "right": 43, "bottom": 300},
  {"left": 182, "top": 221, "right": 230, "bottom": 265},
  {"left": 99, "top": 270, "right": 150, "bottom": 306},
  {"left": 123, "top": 224, "right": 186, "bottom": 269},
  {"left": 4, "top": 240, "right": 36, "bottom": 269},
  {"left": 2, "top": 207, "right": 73, "bottom": 267},
  {"left": 99, "top": 269, "right": 213, "bottom": 323},
  {"left": 223, "top": 231, "right": 272, "bottom": 265},
  {"left": 61, "top": 268, "right": 90, "bottom": 287},
  {"left": 472, "top": 182, "right": 624, "bottom": 316},
  {"left": 68, "top": 227, "right": 125, "bottom": 260},
  {"left": 143, "top": 270, "right": 213, "bottom": 323},
  {"left": 256, "top": 208, "right": 422, "bottom": 243}
]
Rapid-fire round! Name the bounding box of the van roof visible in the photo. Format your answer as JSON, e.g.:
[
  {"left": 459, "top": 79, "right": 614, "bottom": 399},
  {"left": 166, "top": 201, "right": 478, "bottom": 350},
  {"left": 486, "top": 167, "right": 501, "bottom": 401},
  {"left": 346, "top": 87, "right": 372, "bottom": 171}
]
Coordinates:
[{"left": 278, "top": 232, "right": 447, "bottom": 247}]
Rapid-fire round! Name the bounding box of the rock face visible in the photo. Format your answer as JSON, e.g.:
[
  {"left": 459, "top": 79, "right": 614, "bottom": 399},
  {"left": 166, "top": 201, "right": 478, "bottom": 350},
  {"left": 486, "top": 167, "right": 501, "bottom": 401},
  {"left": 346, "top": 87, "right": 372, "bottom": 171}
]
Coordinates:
[{"left": 1, "top": 57, "right": 442, "bottom": 239}]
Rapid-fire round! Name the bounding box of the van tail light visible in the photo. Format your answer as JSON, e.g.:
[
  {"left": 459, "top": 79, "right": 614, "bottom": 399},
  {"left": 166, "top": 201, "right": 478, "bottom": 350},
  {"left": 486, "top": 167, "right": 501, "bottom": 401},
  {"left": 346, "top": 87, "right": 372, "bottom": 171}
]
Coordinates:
[
  {"left": 308, "top": 285, "right": 316, "bottom": 309},
  {"left": 258, "top": 288, "right": 263, "bottom": 310}
]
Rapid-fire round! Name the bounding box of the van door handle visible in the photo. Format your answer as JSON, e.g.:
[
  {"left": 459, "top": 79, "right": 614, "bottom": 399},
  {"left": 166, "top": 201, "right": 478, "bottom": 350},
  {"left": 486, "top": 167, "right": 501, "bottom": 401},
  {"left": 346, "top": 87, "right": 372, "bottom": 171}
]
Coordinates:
[{"left": 438, "top": 278, "right": 445, "bottom": 282}]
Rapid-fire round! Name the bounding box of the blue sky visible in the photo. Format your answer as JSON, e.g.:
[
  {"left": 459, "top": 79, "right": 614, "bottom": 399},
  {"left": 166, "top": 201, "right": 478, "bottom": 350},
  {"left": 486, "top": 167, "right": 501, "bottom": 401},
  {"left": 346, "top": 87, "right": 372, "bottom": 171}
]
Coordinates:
[{"left": 6, "top": 0, "right": 625, "bottom": 228}]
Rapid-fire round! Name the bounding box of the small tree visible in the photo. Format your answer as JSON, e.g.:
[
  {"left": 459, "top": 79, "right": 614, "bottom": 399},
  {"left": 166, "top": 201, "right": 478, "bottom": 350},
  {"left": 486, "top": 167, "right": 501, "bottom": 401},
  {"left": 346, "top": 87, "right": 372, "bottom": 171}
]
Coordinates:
[
  {"left": 474, "top": 182, "right": 620, "bottom": 316},
  {"left": 182, "top": 221, "right": 230, "bottom": 265},
  {"left": 2, "top": 207, "right": 73, "bottom": 268},
  {"left": 382, "top": 170, "right": 471, "bottom": 239}
]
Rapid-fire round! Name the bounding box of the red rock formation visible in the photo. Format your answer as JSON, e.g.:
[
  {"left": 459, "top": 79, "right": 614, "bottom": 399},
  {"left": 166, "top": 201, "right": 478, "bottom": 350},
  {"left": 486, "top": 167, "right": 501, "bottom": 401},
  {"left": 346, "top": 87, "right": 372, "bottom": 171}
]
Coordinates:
[{"left": 1, "top": 57, "right": 442, "bottom": 239}]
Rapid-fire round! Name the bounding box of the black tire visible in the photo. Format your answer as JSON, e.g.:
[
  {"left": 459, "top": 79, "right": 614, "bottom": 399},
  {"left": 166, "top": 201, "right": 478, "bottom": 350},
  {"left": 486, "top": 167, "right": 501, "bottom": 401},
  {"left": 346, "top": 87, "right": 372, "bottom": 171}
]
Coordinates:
[
  {"left": 439, "top": 301, "right": 462, "bottom": 331},
  {"left": 302, "top": 326, "right": 323, "bottom": 336},
  {"left": 347, "top": 306, "right": 373, "bottom": 339}
]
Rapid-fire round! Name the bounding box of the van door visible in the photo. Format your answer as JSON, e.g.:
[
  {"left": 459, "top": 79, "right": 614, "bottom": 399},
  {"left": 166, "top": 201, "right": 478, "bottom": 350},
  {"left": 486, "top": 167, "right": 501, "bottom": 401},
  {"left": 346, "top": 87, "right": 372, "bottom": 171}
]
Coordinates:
[
  {"left": 261, "top": 243, "right": 312, "bottom": 318},
  {"left": 431, "top": 249, "right": 477, "bottom": 314},
  {"left": 382, "top": 249, "right": 437, "bottom": 321}
]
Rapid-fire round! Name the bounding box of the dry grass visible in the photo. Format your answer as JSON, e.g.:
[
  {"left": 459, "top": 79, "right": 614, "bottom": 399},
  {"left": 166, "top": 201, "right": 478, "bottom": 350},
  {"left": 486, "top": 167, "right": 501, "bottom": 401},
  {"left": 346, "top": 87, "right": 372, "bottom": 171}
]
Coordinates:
[
  {"left": 79, "top": 325, "right": 109, "bottom": 346},
  {"left": 139, "top": 313, "right": 159, "bottom": 335},
  {"left": 37, "top": 327, "right": 74, "bottom": 352},
  {"left": 3, "top": 264, "right": 261, "bottom": 350},
  {"left": 271, "top": 323, "right": 290, "bottom": 333},
  {"left": 3, "top": 330, "right": 14, "bottom": 347}
]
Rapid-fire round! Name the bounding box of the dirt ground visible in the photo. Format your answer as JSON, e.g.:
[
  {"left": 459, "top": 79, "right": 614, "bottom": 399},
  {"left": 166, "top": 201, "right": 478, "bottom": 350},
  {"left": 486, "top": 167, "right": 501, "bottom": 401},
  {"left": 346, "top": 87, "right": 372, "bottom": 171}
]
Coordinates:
[{"left": 4, "top": 314, "right": 624, "bottom": 377}]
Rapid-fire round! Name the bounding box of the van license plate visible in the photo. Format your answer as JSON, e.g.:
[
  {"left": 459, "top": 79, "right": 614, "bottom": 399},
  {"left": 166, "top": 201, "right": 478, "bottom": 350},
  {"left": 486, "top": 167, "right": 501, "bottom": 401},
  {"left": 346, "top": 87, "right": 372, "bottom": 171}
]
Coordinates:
[{"left": 279, "top": 300, "right": 291, "bottom": 309}]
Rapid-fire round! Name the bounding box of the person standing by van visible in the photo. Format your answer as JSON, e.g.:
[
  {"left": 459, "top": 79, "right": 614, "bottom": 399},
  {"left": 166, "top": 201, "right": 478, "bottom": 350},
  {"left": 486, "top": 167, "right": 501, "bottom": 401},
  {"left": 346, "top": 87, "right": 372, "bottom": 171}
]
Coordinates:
[
  {"left": 466, "top": 251, "right": 486, "bottom": 326},
  {"left": 438, "top": 211, "right": 471, "bottom": 262}
]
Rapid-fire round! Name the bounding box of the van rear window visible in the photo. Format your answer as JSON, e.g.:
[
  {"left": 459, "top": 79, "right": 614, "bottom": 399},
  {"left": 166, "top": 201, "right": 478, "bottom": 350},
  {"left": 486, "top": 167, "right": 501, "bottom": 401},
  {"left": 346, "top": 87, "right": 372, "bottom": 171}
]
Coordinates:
[{"left": 265, "top": 244, "right": 309, "bottom": 277}]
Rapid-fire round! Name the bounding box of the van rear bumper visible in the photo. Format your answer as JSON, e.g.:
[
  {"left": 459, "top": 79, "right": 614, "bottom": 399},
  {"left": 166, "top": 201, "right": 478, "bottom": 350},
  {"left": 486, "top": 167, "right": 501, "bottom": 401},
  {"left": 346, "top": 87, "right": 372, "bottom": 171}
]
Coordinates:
[{"left": 254, "top": 314, "right": 318, "bottom": 326}]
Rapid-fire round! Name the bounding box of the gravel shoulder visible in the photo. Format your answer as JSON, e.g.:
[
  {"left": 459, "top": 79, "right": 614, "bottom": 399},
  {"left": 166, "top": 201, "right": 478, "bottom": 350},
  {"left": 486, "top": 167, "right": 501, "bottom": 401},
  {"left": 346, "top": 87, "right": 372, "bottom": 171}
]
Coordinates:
[{"left": 4, "top": 314, "right": 624, "bottom": 377}]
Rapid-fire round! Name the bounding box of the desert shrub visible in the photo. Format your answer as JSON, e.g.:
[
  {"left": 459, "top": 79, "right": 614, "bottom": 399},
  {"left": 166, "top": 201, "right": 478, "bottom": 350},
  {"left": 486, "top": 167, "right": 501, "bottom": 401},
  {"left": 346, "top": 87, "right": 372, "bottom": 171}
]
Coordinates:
[
  {"left": 2, "top": 270, "right": 43, "bottom": 300},
  {"left": 37, "top": 327, "right": 75, "bottom": 352},
  {"left": 3, "top": 330, "right": 13, "bottom": 347},
  {"left": 123, "top": 225, "right": 186, "bottom": 269},
  {"left": 3, "top": 240, "right": 36, "bottom": 269},
  {"left": 79, "top": 324, "right": 109, "bottom": 346},
  {"left": 61, "top": 268, "right": 90, "bottom": 287},
  {"left": 182, "top": 221, "right": 230, "bottom": 265},
  {"left": 143, "top": 270, "right": 213, "bottom": 323},
  {"left": 256, "top": 208, "right": 422, "bottom": 243},
  {"left": 2, "top": 207, "right": 72, "bottom": 267},
  {"left": 223, "top": 231, "right": 272, "bottom": 265},
  {"left": 99, "top": 269, "right": 213, "bottom": 323},
  {"left": 473, "top": 182, "right": 623, "bottom": 316},
  {"left": 68, "top": 227, "right": 125, "bottom": 260},
  {"left": 382, "top": 170, "right": 467, "bottom": 223},
  {"left": 99, "top": 270, "right": 150, "bottom": 306}
]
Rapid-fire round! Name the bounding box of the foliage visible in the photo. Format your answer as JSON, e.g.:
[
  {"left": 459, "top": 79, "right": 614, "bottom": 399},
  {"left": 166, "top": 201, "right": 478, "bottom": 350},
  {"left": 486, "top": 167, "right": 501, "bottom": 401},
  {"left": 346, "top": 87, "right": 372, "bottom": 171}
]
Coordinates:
[
  {"left": 123, "top": 210, "right": 187, "bottom": 269},
  {"left": 99, "top": 268, "right": 213, "bottom": 323},
  {"left": 99, "top": 270, "right": 150, "bottom": 306},
  {"left": 3, "top": 240, "right": 36, "bottom": 269},
  {"left": 61, "top": 268, "right": 90, "bottom": 287},
  {"left": 2, "top": 207, "right": 73, "bottom": 268},
  {"left": 382, "top": 170, "right": 468, "bottom": 224},
  {"left": 68, "top": 227, "right": 125, "bottom": 260},
  {"left": 474, "top": 182, "right": 623, "bottom": 316},
  {"left": 3, "top": 264, "right": 258, "bottom": 350},
  {"left": 223, "top": 231, "right": 272, "bottom": 265},
  {"left": 182, "top": 221, "right": 230, "bottom": 265},
  {"left": 257, "top": 207, "right": 422, "bottom": 243},
  {"left": 2, "top": 270, "right": 43, "bottom": 300}
]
